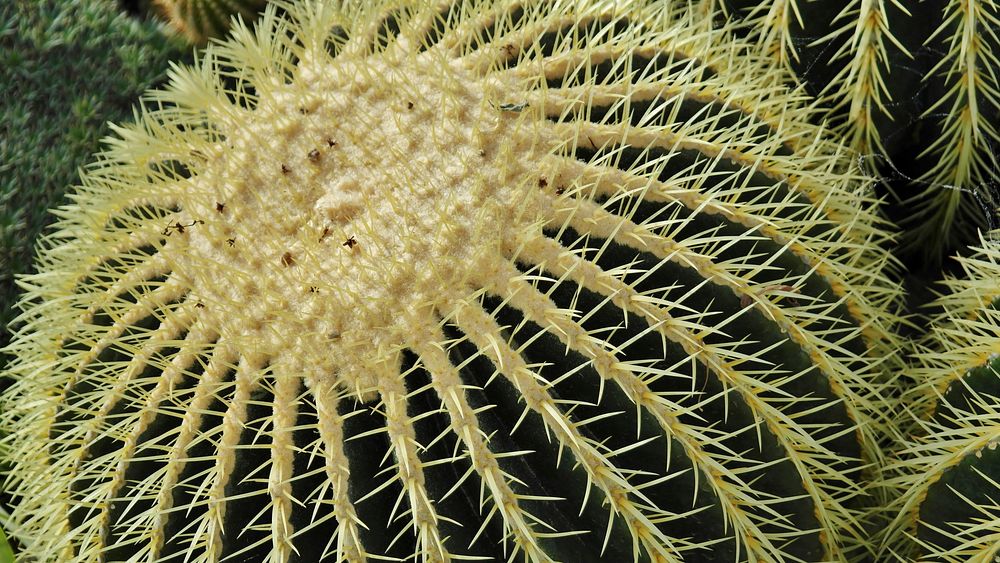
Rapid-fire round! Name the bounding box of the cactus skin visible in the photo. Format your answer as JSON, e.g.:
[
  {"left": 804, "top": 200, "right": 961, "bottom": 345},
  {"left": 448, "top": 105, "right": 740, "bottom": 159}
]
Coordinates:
[
  {"left": 153, "top": 0, "right": 268, "bottom": 45},
  {"left": 882, "top": 234, "right": 1000, "bottom": 561},
  {"left": 0, "top": 0, "right": 905, "bottom": 561},
  {"left": 705, "top": 0, "right": 1000, "bottom": 264}
]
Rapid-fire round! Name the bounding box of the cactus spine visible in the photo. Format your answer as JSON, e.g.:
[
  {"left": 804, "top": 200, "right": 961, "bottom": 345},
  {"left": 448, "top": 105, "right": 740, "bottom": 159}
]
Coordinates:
[
  {"left": 882, "top": 232, "right": 1000, "bottom": 561},
  {"left": 1, "top": 0, "right": 904, "bottom": 561}
]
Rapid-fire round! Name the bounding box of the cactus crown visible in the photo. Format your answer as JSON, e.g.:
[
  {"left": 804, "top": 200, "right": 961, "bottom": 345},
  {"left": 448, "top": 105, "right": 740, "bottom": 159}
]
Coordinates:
[{"left": 2, "top": 0, "right": 904, "bottom": 561}]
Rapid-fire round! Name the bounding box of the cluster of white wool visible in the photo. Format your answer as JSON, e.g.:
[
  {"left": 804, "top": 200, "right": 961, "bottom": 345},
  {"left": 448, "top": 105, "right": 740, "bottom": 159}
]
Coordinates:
[{"left": 1, "top": 0, "right": 907, "bottom": 562}]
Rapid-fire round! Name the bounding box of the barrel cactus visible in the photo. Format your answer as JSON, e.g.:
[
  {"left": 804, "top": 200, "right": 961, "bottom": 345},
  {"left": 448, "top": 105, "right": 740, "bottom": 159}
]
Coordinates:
[
  {"left": 706, "top": 0, "right": 1000, "bottom": 262},
  {"left": 152, "top": 0, "right": 268, "bottom": 45},
  {"left": 1, "top": 0, "right": 905, "bottom": 561},
  {"left": 882, "top": 232, "right": 1000, "bottom": 561}
]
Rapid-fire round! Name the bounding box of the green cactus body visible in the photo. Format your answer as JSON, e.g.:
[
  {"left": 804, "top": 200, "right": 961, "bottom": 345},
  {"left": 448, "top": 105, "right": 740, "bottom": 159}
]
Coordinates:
[
  {"left": 1, "top": 0, "right": 904, "bottom": 561},
  {"left": 708, "top": 0, "right": 1000, "bottom": 261},
  {"left": 883, "top": 235, "right": 1000, "bottom": 561},
  {"left": 153, "top": 0, "right": 269, "bottom": 45}
]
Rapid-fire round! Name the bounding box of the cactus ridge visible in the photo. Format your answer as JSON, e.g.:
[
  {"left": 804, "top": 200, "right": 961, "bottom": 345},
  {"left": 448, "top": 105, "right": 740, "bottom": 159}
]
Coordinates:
[
  {"left": 882, "top": 233, "right": 1000, "bottom": 561},
  {"left": 904, "top": 0, "right": 1000, "bottom": 254},
  {"left": 708, "top": 0, "right": 907, "bottom": 154},
  {"left": 2, "top": 1, "right": 904, "bottom": 561}
]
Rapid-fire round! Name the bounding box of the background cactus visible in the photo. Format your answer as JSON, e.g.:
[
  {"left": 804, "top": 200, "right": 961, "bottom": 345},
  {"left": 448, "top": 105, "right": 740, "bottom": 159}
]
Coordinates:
[
  {"left": 152, "top": 0, "right": 269, "bottom": 45},
  {"left": 0, "top": 0, "right": 188, "bottom": 366},
  {"left": 1, "top": 0, "right": 906, "bottom": 561},
  {"left": 882, "top": 232, "right": 1000, "bottom": 561},
  {"left": 703, "top": 0, "right": 1000, "bottom": 266}
]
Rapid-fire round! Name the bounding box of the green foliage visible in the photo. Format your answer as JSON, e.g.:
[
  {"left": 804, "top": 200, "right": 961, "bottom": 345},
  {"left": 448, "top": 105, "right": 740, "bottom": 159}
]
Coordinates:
[
  {"left": 0, "top": 1, "right": 906, "bottom": 561},
  {"left": 0, "top": 0, "right": 189, "bottom": 361},
  {"left": 152, "top": 0, "right": 268, "bottom": 45},
  {"left": 0, "top": 432, "right": 11, "bottom": 561},
  {"left": 709, "top": 0, "right": 1000, "bottom": 267},
  {"left": 883, "top": 234, "right": 1000, "bottom": 560},
  {"left": 0, "top": 529, "right": 11, "bottom": 563}
]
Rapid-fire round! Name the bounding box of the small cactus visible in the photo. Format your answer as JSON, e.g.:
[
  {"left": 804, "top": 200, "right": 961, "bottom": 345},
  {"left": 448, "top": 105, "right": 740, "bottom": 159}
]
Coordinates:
[
  {"left": 882, "top": 232, "right": 1000, "bottom": 561},
  {"left": 706, "top": 0, "right": 1000, "bottom": 263},
  {"left": 153, "top": 0, "right": 269, "bottom": 45},
  {"left": 2, "top": 0, "right": 905, "bottom": 561}
]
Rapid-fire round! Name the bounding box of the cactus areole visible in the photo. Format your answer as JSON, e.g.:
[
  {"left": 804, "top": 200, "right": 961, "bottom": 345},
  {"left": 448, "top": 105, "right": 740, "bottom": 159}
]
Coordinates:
[{"left": 1, "top": 1, "right": 904, "bottom": 562}]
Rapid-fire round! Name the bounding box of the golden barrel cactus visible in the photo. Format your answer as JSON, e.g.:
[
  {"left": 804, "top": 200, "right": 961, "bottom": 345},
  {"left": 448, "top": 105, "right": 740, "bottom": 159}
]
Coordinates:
[
  {"left": 882, "top": 233, "right": 1000, "bottom": 560},
  {"left": 2, "top": 0, "right": 904, "bottom": 561}
]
